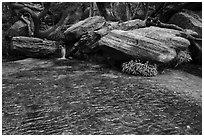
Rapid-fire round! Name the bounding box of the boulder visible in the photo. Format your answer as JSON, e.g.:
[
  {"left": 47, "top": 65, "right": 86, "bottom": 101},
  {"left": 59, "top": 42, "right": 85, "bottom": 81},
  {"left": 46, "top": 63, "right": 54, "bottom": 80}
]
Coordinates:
[
  {"left": 95, "top": 19, "right": 146, "bottom": 37},
  {"left": 98, "top": 27, "right": 192, "bottom": 63},
  {"left": 98, "top": 29, "right": 177, "bottom": 63},
  {"left": 64, "top": 16, "right": 146, "bottom": 42},
  {"left": 130, "top": 26, "right": 190, "bottom": 50},
  {"left": 65, "top": 17, "right": 191, "bottom": 64},
  {"left": 66, "top": 18, "right": 147, "bottom": 58}
]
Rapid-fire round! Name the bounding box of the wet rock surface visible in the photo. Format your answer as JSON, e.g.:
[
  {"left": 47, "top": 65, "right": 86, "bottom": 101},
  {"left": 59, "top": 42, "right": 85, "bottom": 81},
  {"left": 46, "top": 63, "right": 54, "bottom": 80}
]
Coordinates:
[{"left": 2, "top": 58, "right": 202, "bottom": 135}]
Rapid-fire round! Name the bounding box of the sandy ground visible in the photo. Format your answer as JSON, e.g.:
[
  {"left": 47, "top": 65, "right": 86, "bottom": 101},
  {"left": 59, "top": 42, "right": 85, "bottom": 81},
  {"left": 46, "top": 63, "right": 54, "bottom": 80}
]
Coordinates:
[{"left": 2, "top": 58, "right": 202, "bottom": 135}]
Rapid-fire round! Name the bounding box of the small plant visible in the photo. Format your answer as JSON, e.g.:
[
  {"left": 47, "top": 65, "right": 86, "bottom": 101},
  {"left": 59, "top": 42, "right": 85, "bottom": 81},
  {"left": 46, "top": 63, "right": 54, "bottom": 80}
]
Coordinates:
[
  {"left": 174, "top": 50, "right": 192, "bottom": 67},
  {"left": 122, "top": 59, "right": 158, "bottom": 77}
]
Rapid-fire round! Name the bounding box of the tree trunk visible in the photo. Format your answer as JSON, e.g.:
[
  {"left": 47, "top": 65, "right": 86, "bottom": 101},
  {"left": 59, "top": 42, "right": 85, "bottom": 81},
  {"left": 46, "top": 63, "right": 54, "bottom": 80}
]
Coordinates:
[
  {"left": 89, "top": 2, "right": 97, "bottom": 17},
  {"left": 96, "top": 2, "right": 119, "bottom": 21},
  {"left": 11, "top": 36, "right": 61, "bottom": 58},
  {"left": 126, "top": 3, "right": 133, "bottom": 20}
]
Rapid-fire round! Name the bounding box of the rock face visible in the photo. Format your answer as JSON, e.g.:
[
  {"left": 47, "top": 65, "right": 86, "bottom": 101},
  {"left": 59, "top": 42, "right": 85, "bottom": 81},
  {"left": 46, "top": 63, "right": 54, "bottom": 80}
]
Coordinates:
[
  {"left": 98, "top": 27, "right": 190, "bottom": 63},
  {"left": 11, "top": 36, "right": 60, "bottom": 58},
  {"left": 168, "top": 10, "right": 202, "bottom": 37}
]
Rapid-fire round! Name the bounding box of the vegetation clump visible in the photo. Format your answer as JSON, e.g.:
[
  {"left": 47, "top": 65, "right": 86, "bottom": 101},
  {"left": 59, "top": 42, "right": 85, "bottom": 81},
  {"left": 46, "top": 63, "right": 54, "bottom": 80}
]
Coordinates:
[
  {"left": 122, "top": 60, "right": 158, "bottom": 77},
  {"left": 174, "top": 49, "right": 192, "bottom": 67}
]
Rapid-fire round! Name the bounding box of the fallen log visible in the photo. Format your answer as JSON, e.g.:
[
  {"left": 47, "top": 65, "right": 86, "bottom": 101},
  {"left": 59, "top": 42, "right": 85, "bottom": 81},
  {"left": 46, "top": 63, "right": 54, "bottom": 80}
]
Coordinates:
[
  {"left": 66, "top": 18, "right": 147, "bottom": 57},
  {"left": 67, "top": 31, "right": 101, "bottom": 57},
  {"left": 64, "top": 16, "right": 106, "bottom": 41},
  {"left": 66, "top": 17, "right": 191, "bottom": 64},
  {"left": 95, "top": 19, "right": 146, "bottom": 37},
  {"left": 11, "top": 36, "right": 61, "bottom": 58},
  {"left": 64, "top": 16, "right": 147, "bottom": 43},
  {"left": 98, "top": 29, "right": 177, "bottom": 63}
]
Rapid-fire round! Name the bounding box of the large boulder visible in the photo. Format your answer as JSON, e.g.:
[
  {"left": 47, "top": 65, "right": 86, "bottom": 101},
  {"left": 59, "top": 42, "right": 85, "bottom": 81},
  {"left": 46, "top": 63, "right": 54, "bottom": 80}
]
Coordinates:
[
  {"left": 98, "top": 29, "right": 177, "bottom": 63},
  {"left": 130, "top": 26, "right": 190, "bottom": 50},
  {"left": 64, "top": 16, "right": 191, "bottom": 65},
  {"left": 66, "top": 18, "right": 147, "bottom": 58},
  {"left": 95, "top": 19, "right": 146, "bottom": 37},
  {"left": 98, "top": 27, "right": 191, "bottom": 63}
]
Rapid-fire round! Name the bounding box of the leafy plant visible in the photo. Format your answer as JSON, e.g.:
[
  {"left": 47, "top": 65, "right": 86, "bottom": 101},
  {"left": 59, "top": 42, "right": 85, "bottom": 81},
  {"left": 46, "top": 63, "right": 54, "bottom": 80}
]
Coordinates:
[
  {"left": 122, "top": 60, "right": 158, "bottom": 77},
  {"left": 174, "top": 50, "right": 192, "bottom": 67}
]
